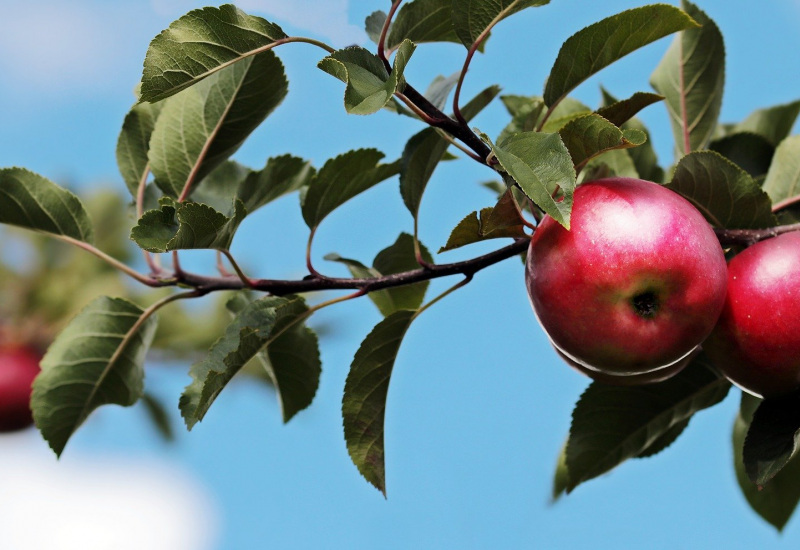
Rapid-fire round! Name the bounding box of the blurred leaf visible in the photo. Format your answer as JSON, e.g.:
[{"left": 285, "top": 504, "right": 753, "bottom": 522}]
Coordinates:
[
  {"left": 498, "top": 95, "right": 545, "bottom": 144},
  {"left": 365, "top": 11, "right": 388, "bottom": 43},
  {"left": 709, "top": 132, "right": 775, "bottom": 178},
  {"left": 131, "top": 197, "right": 245, "bottom": 252},
  {"left": 423, "top": 72, "right": 461, "bottom": 111},
  {"left": 624, "top": 119, "right": 664, "bottom": 183},
  {"left": 401, "top": 85, "right": 501, "bottom": 218},
  {"left": 116, "top": 101, "right": 164, "bottom": 197},
  {"left": 141, "top": 392, "right": 175, "bottom": 442},
  {"left": 452, "top": 0, "right": 549, "bottom": 49},
  {"left": 595, "top": 92, "right": 664, "bottom": 127},
  {"left": 558, "top": 114, "right": 646, "bottom": 172},
  {"left": 148, "top": 51, "right": 287, "bottom": 198},
  {"left": 580, "top": 149, "right": 639, "bottom": 182},
  {"left": 552, "top": 442, "right": 569, "bottom": 502},
  {"left": 540, "top": 98, "right": 593, "bottom": 133},
  {"left": 302, "top": 149, "right": 399, "bottom": 230},
  {"left": 32, "top": 296, "right": 158, "bottom": 456},
  {"left": 140, "top": 4, "right": 287, "bottom": 102},
  {"left": 343, "top": 310, "right": 416, "bottom": 495},
  {"left": 743, "top": 390, "right": 800, "bottom": 487},
  {"left": 735, "top": 100, "right": 800, "bottom": 146},
  {"left": 565, "top": 355, "right": 730, "bottom": 492},
  {"left": 544, "top": 5, "right": 697, "bottom": 112},
  {"left": 734, "top": 393, "right": 800, "bottom": 531},
  {"left": 763, "top": 135, "right": 800, "bottom": 207},
  {"left": 667, "top": 151, "right": 776, "bottom": 229},
  {"left": 319, "top": 40, "right": 415, "bottom": 115},
  {"left": 650, "top": 1, "right": 724, "bottom": 155},
  {"left": 488, "top": 132, "right": 576, "bottom": 228},
  {"left": 388, "top": 0, "right": 463, "bottom": 50},
  {"left": 226, "top": 293, "right": 320, "bottom": 423},
  {"left": 0, "top": 168, "right": 94, "bottom": 244},
  {"left": 180, "top": 295, "right": 310, "bottom": 429},
  {"left": 439, "top": 189, "right": 528, "bottom": 252}
]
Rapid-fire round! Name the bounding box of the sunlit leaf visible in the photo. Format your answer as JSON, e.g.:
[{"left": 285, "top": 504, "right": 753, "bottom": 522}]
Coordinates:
[
  {"left": 763, "top": 136, "right": 800, "bottom": 208},
  {"left": 650, "top": 1, "right": 724, "bottom": 155},
  {"left": 595, "top": 92, "right": 664, "bottom": 127},
  {"left": 31, "top": 296, "right": 158, "bottom": 456},
  {"left": 558, "top": 114, "right": 646, "bottom": 172},
  {"left": 667, "top": 151, "right": 776, "bottom": 229},
  {"left": 343, "top": 310, "right": 416, "bottom": 495},
  {"left": 388, "top": 0, "right": 461, "bottom": 50},
  {"left": 0, "top": 168, "right": 94, "bottom": 244},
  {"left": 140, "top": 4, "right": 287, "bottom": 102},
  {"left": 148, "top": 51, "right": 287, "bottom": 198},
  {"left": 545, "top": 4, "right": 698, "bottom": 113}
]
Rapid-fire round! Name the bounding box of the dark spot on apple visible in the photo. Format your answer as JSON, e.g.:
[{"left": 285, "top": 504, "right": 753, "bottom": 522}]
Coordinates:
[{"left": 632, "top": 290, "right": 659, "bottom": 319}]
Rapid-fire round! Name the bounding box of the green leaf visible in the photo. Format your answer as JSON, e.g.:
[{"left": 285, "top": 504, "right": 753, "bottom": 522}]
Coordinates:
[
  {"left": 709, "top": 132, "right": 775, "bottom": 178},
  {"left": 558, "top": 114, "right": 646, "bottom": 173},
  {"left": 763, "top": 135, "right": 800, "bottom": 207},
  {"left": 319, "top": 40, "right": 415, "bottom": 116},
  {"left": 131, "top": 197, "right": 246, "bottom": 253},
  {"left": 0, "top": 168, "right": 94, "bottom": 244},
  {"left": 439, "top": 189, "right": 528, "bottom": 252},
  {"left": 116, "top": 101, "right": 164, "bottom": 197},
  {"left": 540, "top": 98, "right": 592, "bottom": 133},
  {"left": 226, "top": 294, "right": 320, "bottom": 423},
  {"left": 301, "top": 149, "right": 400, "bottom": 229},
  {"left": 487, "top": 132, "right": 576, "bottom": 228},
  {"left": 498, "top": 95, "right": 545, "bottom": 144},
  {"left": 343, "top": 310, "right": 416, "bottom": 495},
  {"left": 735, "top": 99, "right": 800, "bottom": 146},
  {"left": 140, "top": 4, "right": 287, "bottom": 103},
  {"left": 635, "top": 418, "right": 690, "bottom": 458},
  {"left": 148, "top": 50, "right": 288, "bottom": 198},
  {"left": 552, "top": 442, "right": 569, "bottom": 502},
  {"left": 667, "top": 151, "right": 776, "bottom": 229},
  {"left": 400, "top": 85, "right": 501, "bottom": 218},
  {"left": 452, "top": 0, "right": 550, "bottom": 50},
  {"left": 423, "top": 73, "right": 461, "bottom": 112},
  {"left": 623, "top": 119, "right": 665, "bottom": 183},
  {"left": 31, "top": 296, "right": 159, "bottom": 456},
  {"left": 365, "top": 11, "right": 389, "bottom": 44},
  {"left": 327, "top": 233, "right": 434, "bottom": 317},
  {"left": 580, "top": 149, "right": 639, "bottom": 183},
  {"left": 743, "top": 390, "right": 800, "bottom": 488},
  {"left": 650, "top": 1, "right": 724, "bottom": 156},
  {"left": 734, "top": 393, "right": 800, "bottom": 531},
  {"left": 565, "top": 355, "right": 730, "bottom": 492},
  {"left": 595, "top": 92, "right": 664, "bottom": 127},
  {"left": 387, "top": 0, "right": 460, "bottom": 50},
  {"left": 180, "top": 295, "right": 311, "bottom": 429},
  {"left": 544, "top": 4, "right": 698, "bottom": 112},
  {"left": 141, "top": 392, "right": 175, "bottom": 442}
]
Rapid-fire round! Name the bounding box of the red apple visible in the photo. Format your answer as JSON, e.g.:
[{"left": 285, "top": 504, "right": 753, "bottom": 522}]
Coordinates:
[
  {"left": 703, "top": 231, "right": 800, "bottom": 398},
  {"left": 526, "top": 177, "right": 728, "bottom": 377},
  {"left": 0, "top": 345, "right": 41, "bottom": 432}
]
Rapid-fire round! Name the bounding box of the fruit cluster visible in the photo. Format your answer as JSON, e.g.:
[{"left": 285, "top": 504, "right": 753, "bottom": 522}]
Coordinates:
[{"left": 526, "top": 177, "right": 800, "bottom": 398}]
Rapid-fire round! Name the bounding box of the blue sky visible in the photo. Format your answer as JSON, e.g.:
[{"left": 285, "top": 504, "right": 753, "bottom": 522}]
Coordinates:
[{"left": 1, "top": 1, "right": 800, "bottom": 549}]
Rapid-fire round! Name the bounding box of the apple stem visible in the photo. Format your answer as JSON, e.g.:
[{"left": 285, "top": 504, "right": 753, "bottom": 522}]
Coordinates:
[{"left": 715, "top": 223, "right": 800, "bottom": 247}]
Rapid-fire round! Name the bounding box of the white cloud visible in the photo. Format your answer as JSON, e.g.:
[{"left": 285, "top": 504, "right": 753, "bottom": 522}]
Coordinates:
[
  {"left": 0, "top": 434, "right": 220, "bottom": 550},
  {"left": 233, "top": 0, "right": 367, "bottom": 47}
]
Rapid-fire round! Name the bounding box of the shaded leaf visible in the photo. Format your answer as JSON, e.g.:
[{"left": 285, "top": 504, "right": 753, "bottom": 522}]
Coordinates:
[
  {"left": 302, "top": 149, "right": 400, "bottom": 229},
  {"left": 116, "top": 101, "right": 164, "bottom": 197},
  {"left": 401, "top": 85, "right": 501, "bottom": 218},
  {"left": 439, "top": 189, "right": 528, "bottom": 252},
  {"left": 580, "top": 149, "right": 639, "bottom": 183},
  {"left": 558, "top": 114, "right": 646, "bottom": 172},
  {"left": 452, "top": 0, "right": 550, "bottom": 49},
  {"left": 624, "top": 119, "right": 665, "bottom": 183},
  {"left": 365, "top": 11, "right": 389, "bottom": 44},
  {"left": 595, "top": 92, "right": 664, "bottom": 127},
  {"left": 735, "top": 99, "right": 800, "bottom": 146},
  {"left": 148, "top": 50, "right": 287, "bottom": 198},
  {"left": 545, "top": 5, "right": 698, "bottom": 112},
  {"left": 343, "top": 310, "right": 416, "bottom": 495},
  {"left": 180, "top": 295, "right": 310, "bottom": 428},
  {"left": 141, "top": 392, "right": 175, "bottom": 442},
  {"left": 488, "top": 132, "right": 576, "bottom": 228},
  {"left": 31, "top": 297, "right": 159, "bottom": 456},
  {"left": 388, "top": 0, "right": 463, "bottom": 50},
  {"left": 743, "top": 390, "right": 800, "bottom": 487},
  {"left": 131, "top": 197, "right": 245, "bottom": 252},
  {"left": 0, "top": 168, "right": 94, "bottom": 244},
  {"left": 140, "top": 4, "right": 287, "bottom": 102},
  {"left": 565, "top": 355, "right": 730, "bottom": 492},
  {"left": 423, "top": 72, "right": 461, "bottom": 112},
  {"left": 734, "top": 393, "right": 800, "bottom": 531},
  {"left": 498, "top": 95, "right": 545, "bottom": 144},
  {"left": 226, "top": 293, "right": 320, "bottom": 423},
  {"left": 650, "top": 1, "right": 724, "bottom": 155},
  {"left": 709, "top": 132, "right": 775, "bottom": 178},
  {"left": 635, "top": 418, "right": 690, "bottom": 458},
  {"left": 319, "top": 40, "right": 415, "bottom": 115},
  {"left": 552, "top": 442, "right": 569, "bottom": 502},
  {"left": 667, "top": 151, "right": 776, "bottom": 229},
  {"left": 763, "top": 135, "right": 800, "bottom": 207}
]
